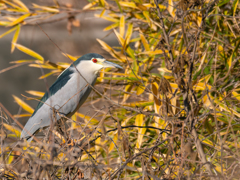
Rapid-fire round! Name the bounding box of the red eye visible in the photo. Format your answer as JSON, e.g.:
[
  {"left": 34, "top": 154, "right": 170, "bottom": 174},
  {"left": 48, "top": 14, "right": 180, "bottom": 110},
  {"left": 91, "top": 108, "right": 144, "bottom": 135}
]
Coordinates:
[{"left": 92, "top": 58, "right": 97, "bottom": 63}]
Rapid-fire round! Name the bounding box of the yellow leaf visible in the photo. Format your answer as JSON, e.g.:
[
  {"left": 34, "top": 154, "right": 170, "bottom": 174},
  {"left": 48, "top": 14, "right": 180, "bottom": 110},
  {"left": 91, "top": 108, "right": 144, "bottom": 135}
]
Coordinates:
[
  {"left": 5, "top": 17, "right": 17, "bottom": 22},
  {"left": 123, "top": 84, "right": 133, "bottom": 102},
  {"left": 199, "top": 135, "right": 220, "bottom": 150},
  {"left": 8, "top": 154, "right": 15, "bottom": 164},
  {"left": 95, "top": 14, "right": 118, "bottom": 22},
  {"left": 97, "top": 38, "right": 115, "bottom": 53},
  {"left": 233, "top": 0, "right": 238, "bottom": 16},
  {"left": 109, "top": 133, "right": 118, "bottom": 152},
  {"left": 171, "top": 96, "right": 178, "bottom": 114},
  {"left": 199, "top": 74, "right": 211, "bottom": 83},
  {"left": 232, "top": 91, "right": 240, "bottom": 101},
  {"left": 228, "top": 54, "right": 233, "bottom": 69},
  {"left": 136, "top": 3, "right": 147, "bottom": 10},
  {"left": 169, "top": 28, "right": 182, "bottom": 36},
  {"left": 7, "top": 13, "right": 31, "bottom": 27},
  {"left": 13, "top": 95, "right": 34, "bottom": 114},
  {"left": 134, "top": 13, "right": 147, "bottom": 22},
  {"left": 71, "top": 114, "right": 79, "bottom": 129},
  {"left": 203, "top": 94, "right": 212, "bottom": 108},
  {"left": 225, "top": 141, "right": 240, "bottom": 148},
  {"left": 29, "top": 64, "right": 56, "bottom": 69},
  {"left": 32, "top": 3, "right": 59, "bottom": 13},
  {"left": 140, "top": 33, "right": 150, "bottom": 51},
  {"left": 168, "top": 0, "right": 176, "bottom": 18},
  {"left": 13, "top": 0, "right": 29, "bottom": 12},
  {"left": 0, "top": 21, "right": 10, "bottom": 26},
  {"left": 99, "top": 9, "right": 105, "bottom": 17},
  {"left": 151, "top": 82, "right": 167, "bottom": 133},
  {"left": 3, "top": 123, "right": 21, "bottom": 137},
  {"left": 142, "top": 3, "right": 153, "bottom": 8},
  {"left": 56, "top": 62, "right": 70, "bottom": 68},
  {"left": 13, "top": 114, "right": 31, "bottom": 118},
  {"left": 61, "top": 53, "right": 78, "bottom": 61},
  {"left": 2, "top": 0, "right": 23, "bottom": 10},
  {"left": 158, "top": 67, "right": 172, "bottom": 73},
  {"left": 135, "top": 114, "right": 146, "bottom": 149},
  {"left": 11, "top": 24, "right": 21, "bottom": 52},
  {"left": 119, "top": 1, "right": 137, "bottom": 8},
  {"left": 218, "top": 44, "right": 223, "bottom": 53},
  {"left": 157, "top": 4, "right": 166, "bottom": 9},
  {"left": 75, "top": 112, "right": 99, "bottom": 125},
  {"left": 152, "top": 82, "right": 160, "bottom": 114},
  {"left": 125, "top": 23, "right": 133, "bottom": 46},
  {"left": 170, "top": 83, "right": 178, "bottom": 89},
  {"left": 197, "top": 15, "right": 202, "bottom": 27},
  {"left": 83, "top": 2, "right": 97, "bottom": 10},
  {"left": 10, "top": 59, "right": 39, "bottom": 64},
  {"left": 123, "top": 101, "right": 153, "bottom": 108},
  {"left": 143, "top": 11, "right": 150, "bottom": 23},
  {"left": 99, "top": 0, "right": 105, "bottom": 6},
  {"left": 197, "top": 52, "right": 207, "bottom": 72},
  {"left": 214, "top": 98, "right": 240, "bottom": 117},
  {"left": 193, "top": 82, "right": 212, "bottom": 90},
  {"left": 99, "top": 72, "right": 148, "bottom": 81},
  {"left": 132, "top": 58, "right": 139, "bottom": 74},
  {"left": 0, "top": 26, "right": 18, "bottom": 38},
  {"left": 15, "top": 44, "right": 44, "bottom": 60},
  {"left": 164, "top": 75, "right": 173, "bottom": 79},
  {"left": 52, "top": 130, "right": 65, "bottom": 143},
  {"left": 95, "top": 136, "right": 102, "bottom": 151},
  {"left": 113, "top": 29, "right": 124, "bottom": 46},
  {"left": 99, "top": 69, "right": 105, "bottom": 82},
  {"left": 136, "top": 84, "right": 145, "bottom": 95},
  {"left": 103, "top": 22, "right": 119, "bottom": 31},
  {"left": 215, "top": 165, "right": 226, "bottom": 173},
  {"left": 227, "top": 40, "right": 240, "bottom": 70},
  {"left": 39, "top": 70, "right": 60, "bottom": 79},
  {"left": 140, "top": 49, "right": 163, "bottom": 55},
  {"left": 119, "top": 16, "right": 125, "bottom": 37},
  {"left": 96, "top": 38, "right": 126, "bottom": 62}
]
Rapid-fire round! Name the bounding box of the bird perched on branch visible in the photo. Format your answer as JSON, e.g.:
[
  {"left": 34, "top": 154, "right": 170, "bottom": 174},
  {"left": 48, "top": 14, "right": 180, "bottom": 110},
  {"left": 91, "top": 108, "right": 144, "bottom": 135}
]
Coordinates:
[{"left": 21, "top": 53, "right": 122, "bottom": 142}]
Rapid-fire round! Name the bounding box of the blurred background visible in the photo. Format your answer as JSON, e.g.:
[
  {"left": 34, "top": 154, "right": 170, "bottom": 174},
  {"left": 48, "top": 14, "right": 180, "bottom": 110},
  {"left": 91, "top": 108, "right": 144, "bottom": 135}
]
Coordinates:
[{"left": 0, "top": 0, "right": 118, "bottom": 115}]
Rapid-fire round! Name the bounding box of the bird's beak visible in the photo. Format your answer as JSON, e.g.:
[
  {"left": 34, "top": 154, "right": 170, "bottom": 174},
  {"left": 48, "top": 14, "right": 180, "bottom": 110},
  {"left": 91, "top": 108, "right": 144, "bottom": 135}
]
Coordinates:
[{"left": 102, "top": 60, "right": 123, "bottom": 69}]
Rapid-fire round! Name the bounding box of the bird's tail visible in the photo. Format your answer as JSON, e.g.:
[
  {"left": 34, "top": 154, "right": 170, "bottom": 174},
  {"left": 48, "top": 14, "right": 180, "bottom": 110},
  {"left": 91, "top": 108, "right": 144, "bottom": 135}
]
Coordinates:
[{"left": 20, "top": 117, "right": 40, "bottom": 142}]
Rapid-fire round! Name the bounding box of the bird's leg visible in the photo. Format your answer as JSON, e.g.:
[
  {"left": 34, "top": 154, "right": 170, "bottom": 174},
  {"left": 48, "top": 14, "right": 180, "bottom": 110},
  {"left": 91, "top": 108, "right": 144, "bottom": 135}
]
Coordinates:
[
  {"left": 55, "top": 115, "right": 75, "bottom": 146},
  {"left": 55, "top": 119, "right": 65, "bottom": 136},
  {"left": 55, "top": 118, "right": 69, "bottom": 142}
]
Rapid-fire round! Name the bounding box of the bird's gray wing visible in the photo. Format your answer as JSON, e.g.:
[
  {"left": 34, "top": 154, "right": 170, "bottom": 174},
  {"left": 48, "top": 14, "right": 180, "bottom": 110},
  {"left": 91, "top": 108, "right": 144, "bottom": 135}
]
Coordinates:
[
  {"left": 21, "top": 66, "right": 97, "bottom": 141},
  {"left": 21, "top": 67, "right": 75, "bottom": 140}
]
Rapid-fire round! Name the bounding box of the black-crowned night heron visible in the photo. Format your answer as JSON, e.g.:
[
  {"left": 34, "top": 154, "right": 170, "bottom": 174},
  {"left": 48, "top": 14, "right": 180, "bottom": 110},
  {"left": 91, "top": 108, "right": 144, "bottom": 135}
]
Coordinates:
[{"left": 21, "top": 53, "right": 122, "bottom": 142}]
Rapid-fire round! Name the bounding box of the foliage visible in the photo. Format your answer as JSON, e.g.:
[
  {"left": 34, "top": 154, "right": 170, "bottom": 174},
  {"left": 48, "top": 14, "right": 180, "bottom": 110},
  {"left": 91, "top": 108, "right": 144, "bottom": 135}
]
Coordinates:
[{"left": 0, "top": 0, "right": 240, "bottom": 179}]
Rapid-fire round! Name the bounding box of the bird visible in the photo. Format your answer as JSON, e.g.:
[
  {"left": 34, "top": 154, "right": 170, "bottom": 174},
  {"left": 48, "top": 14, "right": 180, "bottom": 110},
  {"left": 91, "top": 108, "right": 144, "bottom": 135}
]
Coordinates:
[{"left": 21, "top": 53, "right": 122, "bottom": 142}]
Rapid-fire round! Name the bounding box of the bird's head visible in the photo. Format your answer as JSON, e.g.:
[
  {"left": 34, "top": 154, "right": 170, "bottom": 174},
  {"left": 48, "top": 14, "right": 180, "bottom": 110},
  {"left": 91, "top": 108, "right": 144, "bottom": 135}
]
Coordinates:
[{"left": 74, "top": 53, "right": 122, "bottom": 74}]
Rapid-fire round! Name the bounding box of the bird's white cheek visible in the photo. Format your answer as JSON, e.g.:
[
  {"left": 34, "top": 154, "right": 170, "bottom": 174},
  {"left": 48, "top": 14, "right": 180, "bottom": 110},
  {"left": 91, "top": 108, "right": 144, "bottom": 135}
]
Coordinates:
[
  {"left": 91, "top": 64, "right": 103, "bottom": 73},
  {"left": 76, "top": 61, "right": 102, "bottom": 74}
]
